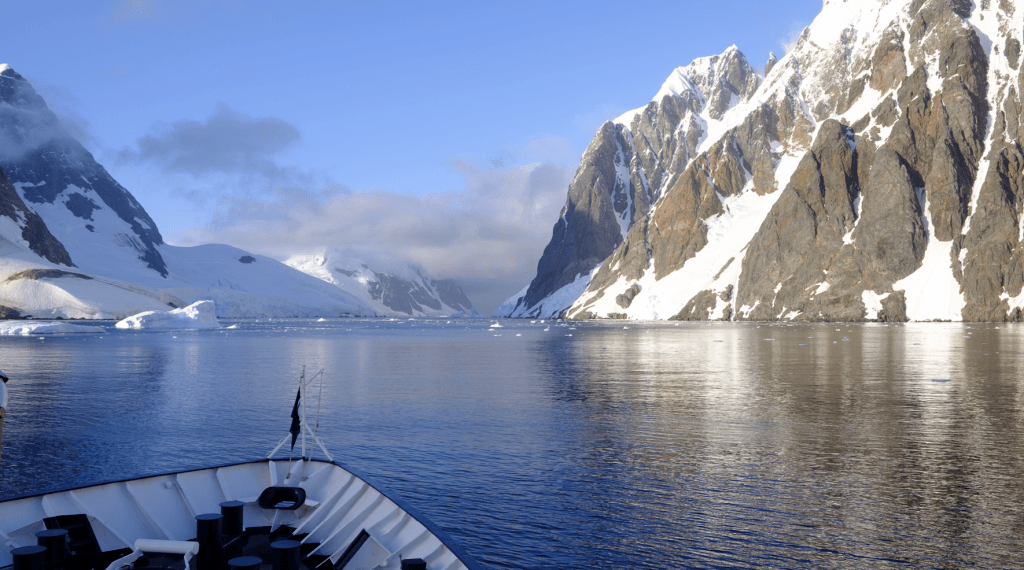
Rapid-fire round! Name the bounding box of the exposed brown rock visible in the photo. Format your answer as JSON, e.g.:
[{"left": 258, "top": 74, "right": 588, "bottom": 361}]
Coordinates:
[
  {"left": 878, "top": 291, "right": 909, "bottom": 322},
  {"left": 670, "top": 290, "right": 719, "bottom": 321},
  {"left": 735, "top": 120, "right": 860, "bottom": 320}
]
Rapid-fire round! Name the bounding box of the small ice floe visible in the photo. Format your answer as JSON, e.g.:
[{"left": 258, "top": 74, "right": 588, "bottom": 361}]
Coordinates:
[
  {"left": 842, "top": 337, "right": 850, "bottom": 341},
  {"left": 317, "top": 318, "right": 326, "bottom": 322},
  {"left": 543, "top": 327, "right": 550, "bottom": 331},
  {"left": 226, "top": 324, "right": 239, "bottom": 329},
  {"left": 489, "top": 322, "right": 503, "bottom": 328},
  {"left": 624, "top": 326, "right": 630, "bottom": 330},
  {"left": 765, "top": 338, "right": 775, "bottom": 341},
  {"left": 932, "top": 379, "right": 952, "bottom": 383},
  {"left": 516, "top": 333, "right": 522, "bottom": 337},
  {"left": 566, "top": 334, "right": 573, "bottom": 337},
  {"left": 0, "top": 321, "right": 105, "bottom": 335},
  {"left": 115, "top": 300, "right": 221, "bottom": 330},
  {"left": 799, "top": 343, "right": 810, "bottom": 346}
]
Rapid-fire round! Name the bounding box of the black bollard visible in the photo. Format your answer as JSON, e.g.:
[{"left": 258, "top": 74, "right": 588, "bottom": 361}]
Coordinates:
[
  {"left": 12, "top": 545, "right": 47, "bottom": 570},
  {"left": 401, "top": 559, "right": 427, "bottom": 570},
  {"left": 219, "top": 501, "right": 245, "bottom": 538},
  {"left": 195, "top": 513, "right": 223, "bottom": 570},
  {"left": 35, "top": 529, "right": 68, "bottom": 570},
  {"left": 270, "top": 540, "right": 301, "bottom": 570},
  {"left": 227, "top": 556, "right": 262, "bottom": 570}
]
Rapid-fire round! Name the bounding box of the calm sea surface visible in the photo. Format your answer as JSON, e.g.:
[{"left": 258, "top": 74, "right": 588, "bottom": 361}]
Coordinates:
[{"left": 2, "top": 319, "right": 1024, "bottom": 569}]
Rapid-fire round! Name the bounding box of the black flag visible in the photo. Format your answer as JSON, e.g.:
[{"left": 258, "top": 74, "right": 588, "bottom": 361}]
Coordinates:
[{"left": 289, "top": 388, "right": 301, "bottom": 450}]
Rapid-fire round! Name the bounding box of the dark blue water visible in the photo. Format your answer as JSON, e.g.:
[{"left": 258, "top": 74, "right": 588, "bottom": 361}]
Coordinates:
[{"left": 3, "top": 319, "right": 1024, "bottom": 569}]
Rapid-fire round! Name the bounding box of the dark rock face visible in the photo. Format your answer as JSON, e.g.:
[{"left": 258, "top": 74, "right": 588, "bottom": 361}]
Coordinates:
[
  {"left": 0, "top": 167, "right": 74, "bottom": 266},
  {"left": 366, "top": 270, "right": 474, "bottom": 316},
  {"left": 431, "top": 279, "right": 474, "bottom": 313},
  {"left": 0, "top": 67, "right": 167, "bottom": 276},
  {"left": 239, "top": 256, "right": 257, "bottom": 264},
  {"left": 4, "top": 268, "right": 92, "bottom": 281},
  {"left": 514, "top": 122, "right": 642, "bottom": 315},
  {"left": 736, "top": 121, "right": 863, "bottom": 321}
]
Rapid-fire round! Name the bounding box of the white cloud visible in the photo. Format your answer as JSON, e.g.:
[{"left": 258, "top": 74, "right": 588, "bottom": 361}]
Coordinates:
[
  {"left": 121, "top": 105, "right": 576, "bottom": 312},
  {"left": 170, "top": 158, "right": 574, "bottom": 313},
  {"left": 781, "top": 22, "right": 810, "bottom": 55}
]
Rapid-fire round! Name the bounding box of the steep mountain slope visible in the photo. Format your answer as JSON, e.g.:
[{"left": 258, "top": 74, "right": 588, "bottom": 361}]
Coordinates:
[
  {"left": 286, "top": 252, "right": 477, "bottom": 317},
  {"left": 0, "top": 64, "right": 167, "bottom": 280},
  {"left": 0, "top": 65, "right": 375, "bottom": 319},
  {"left": 499, "top": 0, "right": 1024, "bottom": 322}
]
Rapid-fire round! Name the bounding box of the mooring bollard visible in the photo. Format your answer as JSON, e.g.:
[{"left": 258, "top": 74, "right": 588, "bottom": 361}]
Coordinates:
[{"left": 195, "top": 513, "right": 223, "bottom": 570}]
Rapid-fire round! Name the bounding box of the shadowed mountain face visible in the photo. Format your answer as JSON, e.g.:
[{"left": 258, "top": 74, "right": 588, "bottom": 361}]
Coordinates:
[
  {"left": 0, "top": 66, "right": 167, "bottom": 277},
  {"left": 499, "top": 0, "right": 1024, "bottom": 323},
  {"left": 0, "top": 167, "right": 73, "bottom": 267}
]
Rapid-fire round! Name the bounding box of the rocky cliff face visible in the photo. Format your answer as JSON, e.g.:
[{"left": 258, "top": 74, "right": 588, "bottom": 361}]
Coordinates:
[{"left": 498, "top": 0, "right": 1024, "bottom": 322}]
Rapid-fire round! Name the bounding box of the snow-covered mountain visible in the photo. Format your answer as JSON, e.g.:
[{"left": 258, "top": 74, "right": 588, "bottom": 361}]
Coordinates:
[
  {"left": 498, "top": 0, "right": 1024, "bottom": 322},
  {"left": 286, "top": 252, "right": 477, "bottom": 317},
  {"left": 0, "top": 65, "right": 375, "bottom": 319}
]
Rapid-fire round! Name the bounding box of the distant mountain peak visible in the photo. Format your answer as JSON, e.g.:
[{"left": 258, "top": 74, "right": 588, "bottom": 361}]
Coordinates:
[{"left": 286, "top": 251, "right": 476, "bottom": 317}]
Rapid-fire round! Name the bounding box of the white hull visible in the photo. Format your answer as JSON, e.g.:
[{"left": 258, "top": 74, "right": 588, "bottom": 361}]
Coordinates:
[{"left": 0, "top": 459, "right": 480, "bottom": 570}]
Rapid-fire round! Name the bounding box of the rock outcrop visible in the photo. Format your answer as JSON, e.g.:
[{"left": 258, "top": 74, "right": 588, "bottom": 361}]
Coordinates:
[{"left": 0, "top": 167, "right": 73, "bottom": 266}]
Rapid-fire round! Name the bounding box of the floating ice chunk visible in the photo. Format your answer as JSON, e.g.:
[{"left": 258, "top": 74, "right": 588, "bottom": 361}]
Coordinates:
[
  {"left": 317, "top": 318, "right": 326, "bottom": 322},
  {"left": 516, "top": 334, "right": 522, "bottom": 337},
  {"left": 489, "top": 322, "right": 503, "bottom": 328},
  {"left": 226, "top": 324, "right": 239, "bottom": 329},
  {"left": 932, "top": 379, "right": 952, "bottom": 383},
  {"left": 0, "top": 322, "right": 105, "bottom": 335},
  {"left": 115, "top": 300, "right": 221, "bottom": 330}
]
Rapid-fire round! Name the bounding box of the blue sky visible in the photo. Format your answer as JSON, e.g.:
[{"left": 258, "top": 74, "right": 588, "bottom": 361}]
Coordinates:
[{"left": 1, "top": 0, "right": 824, "bottom": 312}]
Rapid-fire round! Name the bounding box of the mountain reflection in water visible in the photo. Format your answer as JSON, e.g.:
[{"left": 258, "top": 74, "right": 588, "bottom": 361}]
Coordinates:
[{"left": 1, "top": 320, "right": 1023, "bottom": 569}]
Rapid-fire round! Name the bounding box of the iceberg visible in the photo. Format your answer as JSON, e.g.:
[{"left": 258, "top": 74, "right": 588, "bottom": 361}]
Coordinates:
[
  {"left": 115, "top": 300, "right": 221, "bottom": 330},
  {"left": 0, "top": 322, "right": 106, "bottom": 335}
]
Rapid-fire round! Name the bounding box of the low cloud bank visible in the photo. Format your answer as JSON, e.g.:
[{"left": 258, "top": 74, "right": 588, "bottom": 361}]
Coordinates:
[{"left": 120, "top": 105, "right": 574, "bottom": 313}]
